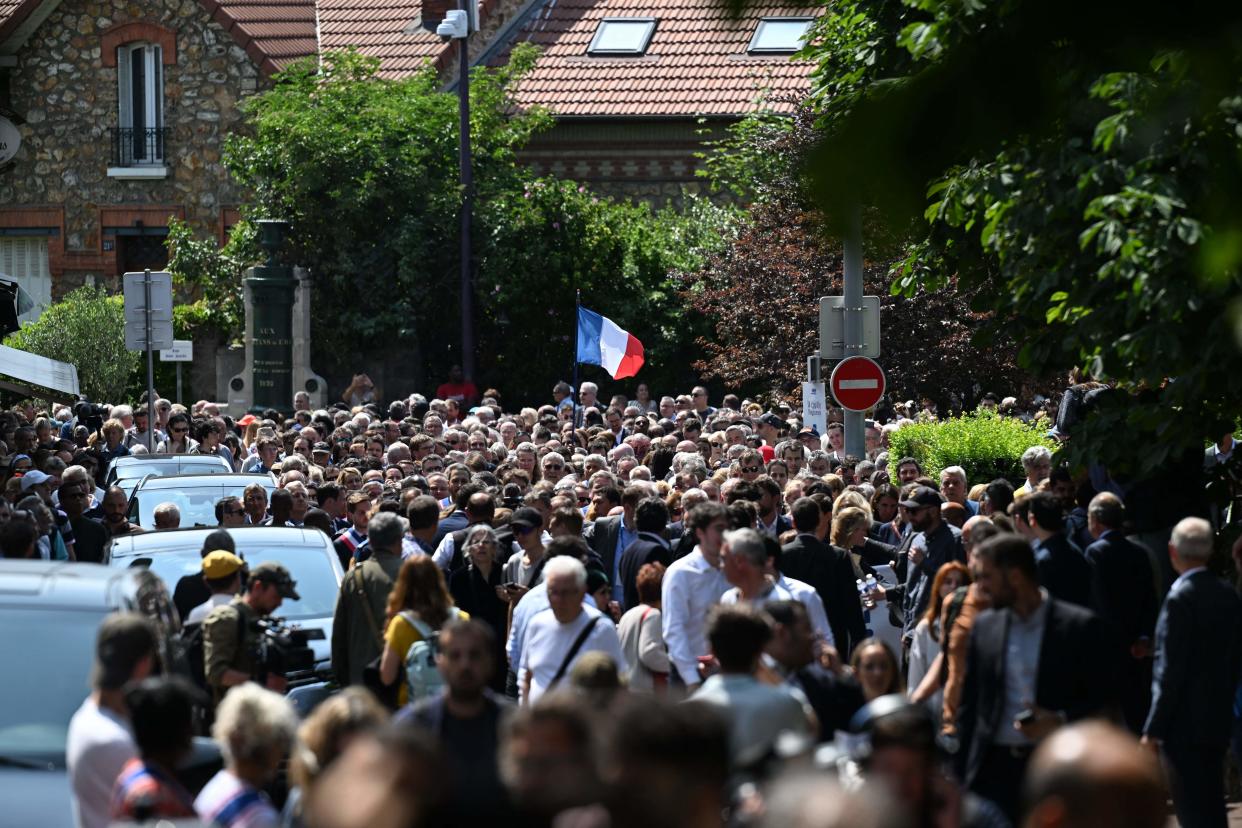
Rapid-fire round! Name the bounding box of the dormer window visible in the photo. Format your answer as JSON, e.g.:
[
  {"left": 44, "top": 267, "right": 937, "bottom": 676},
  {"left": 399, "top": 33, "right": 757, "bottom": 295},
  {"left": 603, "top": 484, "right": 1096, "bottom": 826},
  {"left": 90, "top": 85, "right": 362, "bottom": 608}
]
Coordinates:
[
  {"left": 587, "top": 18, "right": 657, "bottom": 56},
  {"left": 747, "top": 17, "right": 813, "bottom": 55},
  {"left": 116, "top": 42, "right": 165, "bottom": 165}
]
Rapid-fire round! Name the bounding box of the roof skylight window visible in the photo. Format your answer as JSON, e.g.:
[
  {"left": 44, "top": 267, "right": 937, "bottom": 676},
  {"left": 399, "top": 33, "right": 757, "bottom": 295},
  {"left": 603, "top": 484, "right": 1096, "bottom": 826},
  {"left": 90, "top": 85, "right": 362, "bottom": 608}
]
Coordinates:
[
  {"left": 587, "top": 18, "right": 658, "bottom": 56},
  {"left": 748, "top": 17, "right": 813, "bottom": 54}
]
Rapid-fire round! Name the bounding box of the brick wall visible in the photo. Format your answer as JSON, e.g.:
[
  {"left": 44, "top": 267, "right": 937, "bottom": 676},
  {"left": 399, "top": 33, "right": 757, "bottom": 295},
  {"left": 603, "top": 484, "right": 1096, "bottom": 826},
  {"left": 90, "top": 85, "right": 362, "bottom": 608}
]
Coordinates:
[{"left": 0, "top": 0, "right": 264, "bottom": 294}]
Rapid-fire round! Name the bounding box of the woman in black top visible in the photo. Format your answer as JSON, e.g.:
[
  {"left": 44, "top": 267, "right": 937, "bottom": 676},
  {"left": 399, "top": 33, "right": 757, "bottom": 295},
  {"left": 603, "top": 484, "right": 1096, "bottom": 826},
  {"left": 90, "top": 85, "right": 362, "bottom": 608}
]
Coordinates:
[{"left": 448, "top": 524, "right": 509, "bottom": 692}]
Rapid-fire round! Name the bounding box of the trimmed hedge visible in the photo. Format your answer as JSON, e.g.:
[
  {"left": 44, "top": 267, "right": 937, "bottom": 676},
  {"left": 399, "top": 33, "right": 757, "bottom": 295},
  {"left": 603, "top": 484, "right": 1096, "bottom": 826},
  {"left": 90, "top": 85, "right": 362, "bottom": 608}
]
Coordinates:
[{"left": 887, "top": 410, "right": 1057, "bottom": 487}]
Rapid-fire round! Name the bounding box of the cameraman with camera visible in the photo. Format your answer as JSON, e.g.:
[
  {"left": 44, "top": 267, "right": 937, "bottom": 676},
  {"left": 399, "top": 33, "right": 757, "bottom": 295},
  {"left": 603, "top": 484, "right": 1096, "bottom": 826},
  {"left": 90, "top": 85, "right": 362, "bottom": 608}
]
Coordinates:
[{"left": 202, "top": 561, "right": 300, "bottom": 700}]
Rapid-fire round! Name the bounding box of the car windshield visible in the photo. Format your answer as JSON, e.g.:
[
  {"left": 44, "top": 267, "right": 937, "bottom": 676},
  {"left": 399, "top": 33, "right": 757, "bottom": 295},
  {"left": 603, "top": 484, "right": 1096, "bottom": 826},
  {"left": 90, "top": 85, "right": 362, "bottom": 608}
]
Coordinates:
[
  {"left": 0, "top": 608, "right": 101, "bottom": 758},
  {"left": 122, "top": 544, "right": 339, "bottom": 620},
  {"left": 131, "top": 481, "right": 275, "bottom": 529},
  {"left": 113, "top": 459, "right": 228, "bottom": 483}
]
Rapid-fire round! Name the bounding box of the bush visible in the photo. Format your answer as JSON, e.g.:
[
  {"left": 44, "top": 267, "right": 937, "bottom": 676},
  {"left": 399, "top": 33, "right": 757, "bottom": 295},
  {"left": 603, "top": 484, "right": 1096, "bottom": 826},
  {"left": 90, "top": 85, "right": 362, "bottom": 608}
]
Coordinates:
[
  {"left": 886, "top": 410, "right": 1056, "bottom": 486},
  {"left": 4, "top": 286, "right": 140, "bottom": 403}
]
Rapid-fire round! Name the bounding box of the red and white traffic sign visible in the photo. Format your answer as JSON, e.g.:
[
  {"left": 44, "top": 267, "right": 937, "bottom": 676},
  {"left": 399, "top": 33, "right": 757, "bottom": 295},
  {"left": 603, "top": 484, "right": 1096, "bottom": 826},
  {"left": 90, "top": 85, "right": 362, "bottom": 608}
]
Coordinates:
[{"left": 830, "top": 356, "right": 885, "bottom": 412}]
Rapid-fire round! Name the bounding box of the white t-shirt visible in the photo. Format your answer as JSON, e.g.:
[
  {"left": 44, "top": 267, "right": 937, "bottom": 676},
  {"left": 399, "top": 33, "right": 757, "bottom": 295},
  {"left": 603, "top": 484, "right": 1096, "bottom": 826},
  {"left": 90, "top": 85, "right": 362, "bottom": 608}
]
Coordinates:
[
  {"left": 186, "top": 593, "right": 235, "bottom": 626},
  {"left": 519, "top": 604, "right": 626, "bottom": 704},
  {"left": 66, "top": 697, "right": 136, "bottom": 828}
]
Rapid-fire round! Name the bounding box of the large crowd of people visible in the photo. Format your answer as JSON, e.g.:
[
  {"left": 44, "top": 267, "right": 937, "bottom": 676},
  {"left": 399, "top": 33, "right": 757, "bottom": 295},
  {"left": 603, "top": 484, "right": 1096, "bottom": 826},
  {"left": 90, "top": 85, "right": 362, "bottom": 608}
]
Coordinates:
[{"left": 5, "top": 375, "right": 1240, "bottom": 827}]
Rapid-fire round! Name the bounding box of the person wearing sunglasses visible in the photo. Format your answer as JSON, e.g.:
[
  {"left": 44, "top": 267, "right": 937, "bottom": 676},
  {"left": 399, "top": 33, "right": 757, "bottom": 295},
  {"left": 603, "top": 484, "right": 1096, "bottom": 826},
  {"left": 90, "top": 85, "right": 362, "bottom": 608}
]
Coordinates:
[{"left": 156, "top": 413, "right": 198, "bottom": 454}]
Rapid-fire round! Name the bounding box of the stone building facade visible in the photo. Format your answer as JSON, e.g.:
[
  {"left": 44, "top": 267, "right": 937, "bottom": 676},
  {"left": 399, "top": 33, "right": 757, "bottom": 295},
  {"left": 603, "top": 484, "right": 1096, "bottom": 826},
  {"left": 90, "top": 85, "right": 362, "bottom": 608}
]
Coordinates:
[{"left": 0, "top": 0, "right": 262, "bottom": 311}]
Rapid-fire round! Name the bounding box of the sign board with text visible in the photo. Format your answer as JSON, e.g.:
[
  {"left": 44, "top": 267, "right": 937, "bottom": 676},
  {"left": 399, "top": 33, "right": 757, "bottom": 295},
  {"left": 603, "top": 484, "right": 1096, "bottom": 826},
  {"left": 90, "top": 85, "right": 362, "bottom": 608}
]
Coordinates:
[
  {"left": 802, "top": 381, "right": 827, "bottom": 436},
  {"left": 159, "top": 340, "right": 193, "bottom": 362}
]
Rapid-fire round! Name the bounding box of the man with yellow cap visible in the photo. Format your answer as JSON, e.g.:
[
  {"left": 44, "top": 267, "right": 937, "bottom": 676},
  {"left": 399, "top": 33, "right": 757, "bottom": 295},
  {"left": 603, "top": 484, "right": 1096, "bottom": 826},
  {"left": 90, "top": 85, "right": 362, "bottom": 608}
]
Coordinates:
[{"left": 185, "top": 551, "right": 245, "bottom": 626}]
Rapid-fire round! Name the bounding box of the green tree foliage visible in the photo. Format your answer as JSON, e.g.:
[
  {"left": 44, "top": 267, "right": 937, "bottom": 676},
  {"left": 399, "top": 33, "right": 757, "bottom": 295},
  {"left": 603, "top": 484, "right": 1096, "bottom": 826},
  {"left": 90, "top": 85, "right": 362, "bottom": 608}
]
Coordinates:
[
  {"left": 683, "top": 107, "right": 1044, "bottom": 408},
  {"left": 796, "top": 0, "right": 1242, "bottom": 477},
  {"left": 223, "top": 46, "right": 733, "bottom": 402},
  {"left": 224, "top": 47, "right": 551, "bottom": 380},
  {"left": 478, "top": 179, "right": 734, "bottom": 400},
  {"left": 886, "top": 410, "right": 1056, "bottom": 486},
  {"left": 165, "top": 217, "right": 259, "bottom": 339},
  {"left": 4, "top": 286, "right": 140, "bottom": 403}
]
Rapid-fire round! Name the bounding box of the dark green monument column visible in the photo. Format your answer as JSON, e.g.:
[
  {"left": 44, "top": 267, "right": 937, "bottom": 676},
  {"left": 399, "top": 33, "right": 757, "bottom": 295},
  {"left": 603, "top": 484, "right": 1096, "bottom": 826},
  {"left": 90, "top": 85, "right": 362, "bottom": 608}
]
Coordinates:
[{"left": 247, "top": 220, "right": 294, "bottom": 414}]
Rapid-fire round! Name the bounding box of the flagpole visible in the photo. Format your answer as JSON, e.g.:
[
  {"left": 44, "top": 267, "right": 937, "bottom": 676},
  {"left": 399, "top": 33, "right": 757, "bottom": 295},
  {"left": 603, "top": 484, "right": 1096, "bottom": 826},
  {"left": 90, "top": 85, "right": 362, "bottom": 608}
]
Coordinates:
[{"left": 572, "top": 289, "right": 581, "bottom": 436}]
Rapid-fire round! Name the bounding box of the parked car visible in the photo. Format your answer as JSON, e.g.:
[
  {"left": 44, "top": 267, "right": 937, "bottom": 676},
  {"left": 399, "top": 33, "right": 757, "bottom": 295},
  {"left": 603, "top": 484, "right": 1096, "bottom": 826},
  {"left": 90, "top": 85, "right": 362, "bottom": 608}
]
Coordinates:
[
  {"left": 125, "top": 473, "right": 277, "bottom": 530},
  {"left": 110, "top": 526, "right": 342, "bottom": 716},
  {"left": 0, "top": 560, "right": 217, "bottom": 828},
  {"left": 105, "top": 453, "right": 233, "bottom": 498}
]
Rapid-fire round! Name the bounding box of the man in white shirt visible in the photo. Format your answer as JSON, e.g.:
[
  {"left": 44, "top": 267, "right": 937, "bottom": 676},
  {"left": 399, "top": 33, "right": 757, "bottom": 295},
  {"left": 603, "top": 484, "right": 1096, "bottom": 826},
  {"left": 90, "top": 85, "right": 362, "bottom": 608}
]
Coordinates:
[
  {"left": 662, "top": 502, "right": 731, "bottom": 691},
  {"left": 519, "top": 556, "right": 625, "bottom": 705},
  {"left": 185, "top": 550, "right": 245, "bottom": 626},
  {"left": 66, "top": 613, "right": 158, "bottom": 828}
]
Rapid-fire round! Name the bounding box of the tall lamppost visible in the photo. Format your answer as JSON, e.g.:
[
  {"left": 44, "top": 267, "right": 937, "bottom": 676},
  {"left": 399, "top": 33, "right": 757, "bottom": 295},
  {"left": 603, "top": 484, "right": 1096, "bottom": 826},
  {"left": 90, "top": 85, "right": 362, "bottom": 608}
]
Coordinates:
[{"left": 430, "top": 1, "right": 476, "bottom": 383}]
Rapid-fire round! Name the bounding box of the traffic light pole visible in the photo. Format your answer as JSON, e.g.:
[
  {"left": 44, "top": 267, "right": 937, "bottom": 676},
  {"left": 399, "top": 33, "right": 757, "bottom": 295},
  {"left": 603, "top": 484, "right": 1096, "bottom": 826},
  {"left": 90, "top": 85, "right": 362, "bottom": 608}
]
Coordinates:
[{"left": 842, "top": 209, "right": 865, "bottom": 458}]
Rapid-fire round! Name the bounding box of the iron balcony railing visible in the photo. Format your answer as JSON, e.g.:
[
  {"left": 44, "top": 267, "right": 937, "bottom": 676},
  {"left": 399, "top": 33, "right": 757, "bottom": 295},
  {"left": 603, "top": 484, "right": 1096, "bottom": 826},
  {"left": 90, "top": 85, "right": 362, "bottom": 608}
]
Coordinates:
[{"left": 110, "top": 127, "right": 169, "bottom": 167}]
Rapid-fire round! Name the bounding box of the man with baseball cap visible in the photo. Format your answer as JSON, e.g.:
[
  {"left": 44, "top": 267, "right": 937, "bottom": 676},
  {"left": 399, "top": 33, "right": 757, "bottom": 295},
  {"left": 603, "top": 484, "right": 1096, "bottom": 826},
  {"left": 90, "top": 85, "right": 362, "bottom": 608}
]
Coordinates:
[
  {"left": 202, "top": 561, "right": 299, "bottom": 699},
  {"left": 185, "top": 551, "right": 245, "bottom": 626},
  {"left": 896, "top": 486, "right": 965, "bottom": 646},
  {"left": 67, "top": 613, "right": 158, "bottom": 828}
]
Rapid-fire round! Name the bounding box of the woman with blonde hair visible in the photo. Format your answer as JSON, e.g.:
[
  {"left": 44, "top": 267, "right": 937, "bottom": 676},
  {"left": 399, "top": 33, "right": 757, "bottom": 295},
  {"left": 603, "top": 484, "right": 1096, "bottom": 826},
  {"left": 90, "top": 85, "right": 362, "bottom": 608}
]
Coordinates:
[
  {"left": 379, "top": 556, "right": 467, "bottom": 707},
  {"left": 284, "top": 687, "right": 387, "bottom": 826},
  {"left": 832, "top": 505, "right": 881, "bottom": 581}
]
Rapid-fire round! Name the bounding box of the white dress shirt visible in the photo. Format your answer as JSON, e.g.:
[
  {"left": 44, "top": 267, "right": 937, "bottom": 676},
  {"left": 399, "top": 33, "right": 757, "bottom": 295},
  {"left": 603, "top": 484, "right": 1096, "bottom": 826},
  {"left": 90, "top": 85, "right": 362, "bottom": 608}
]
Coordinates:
[{"left": 661, "top": 547, "right": 730, "bottom": 685}]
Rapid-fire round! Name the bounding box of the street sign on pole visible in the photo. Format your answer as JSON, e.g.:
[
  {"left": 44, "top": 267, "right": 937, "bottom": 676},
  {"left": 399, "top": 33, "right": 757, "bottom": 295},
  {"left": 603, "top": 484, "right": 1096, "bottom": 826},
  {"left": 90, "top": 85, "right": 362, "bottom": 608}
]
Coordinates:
[
  {"left": 802, "top": 381, "right": 828, "bottom": 436},
  {"left": 819, "top": 295, "right": 881, "bottom": 360},
  {"left": 124, "top": 270, "right": 174, "bottom": 450},
  {"left": 830, "top": 356, "right": 885, "bottom": 412},
  {"left": 159, "top": 340, "right": 193, "bottom": 362},
  {"left": 161, "top": 339, "right": 193, "bottom": 405},
  {"left": 123, "top": 271, "right": 174, "bottom": 351}
]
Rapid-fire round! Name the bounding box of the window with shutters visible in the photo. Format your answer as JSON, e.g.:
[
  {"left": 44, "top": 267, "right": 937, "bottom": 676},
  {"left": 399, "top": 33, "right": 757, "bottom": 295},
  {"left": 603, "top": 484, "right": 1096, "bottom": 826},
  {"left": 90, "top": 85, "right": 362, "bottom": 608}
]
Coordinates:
[
  {"left": 113, "top": 42, "right": 166, "bottom": 167},
  {"left": 0, "top": 238, "right": 52, "bottom": 321}
]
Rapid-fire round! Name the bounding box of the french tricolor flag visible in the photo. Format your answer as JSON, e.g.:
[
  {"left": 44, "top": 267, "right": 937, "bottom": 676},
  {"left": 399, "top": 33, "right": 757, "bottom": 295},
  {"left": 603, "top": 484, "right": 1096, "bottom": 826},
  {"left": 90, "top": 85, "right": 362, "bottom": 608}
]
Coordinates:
[{"left": 576, "top": 306, "right": 644, "bottom": 380}]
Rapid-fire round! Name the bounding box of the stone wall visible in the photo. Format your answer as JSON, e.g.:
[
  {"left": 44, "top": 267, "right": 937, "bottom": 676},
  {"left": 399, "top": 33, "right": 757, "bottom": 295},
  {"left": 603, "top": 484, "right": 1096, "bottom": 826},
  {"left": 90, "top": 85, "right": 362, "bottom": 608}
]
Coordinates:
[{"left": 0, "top": 0, "right": 262, "bottom": 292}]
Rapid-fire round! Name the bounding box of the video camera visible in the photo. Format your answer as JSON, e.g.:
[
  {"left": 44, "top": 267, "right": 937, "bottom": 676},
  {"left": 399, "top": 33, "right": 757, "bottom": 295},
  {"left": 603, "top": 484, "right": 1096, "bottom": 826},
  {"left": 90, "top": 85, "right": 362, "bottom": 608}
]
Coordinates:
[
  {"left": 250, "top": 617, "right": 321, "bottom": 683},
  {"left": 73, "top": 398, "right": 107, "bottom": 434}
]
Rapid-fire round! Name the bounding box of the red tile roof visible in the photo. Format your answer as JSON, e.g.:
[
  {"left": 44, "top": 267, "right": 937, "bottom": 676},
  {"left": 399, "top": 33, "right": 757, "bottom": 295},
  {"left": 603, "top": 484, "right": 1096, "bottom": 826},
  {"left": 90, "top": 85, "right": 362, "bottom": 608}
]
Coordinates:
[
  {"left": 3, "top": 0, "right": 819, "bottom": 115},
  {"left": 0, "top": 0, "right": 41, "bottom": 45},
  {"left": 196, "top": 0, "right": 319, "bottom": 74},
  {"left": 316, "top": 0, "right": 446, "bottom": 78},
  {"left": 505, "top": 0, "right": 822, "bottom": 117}
]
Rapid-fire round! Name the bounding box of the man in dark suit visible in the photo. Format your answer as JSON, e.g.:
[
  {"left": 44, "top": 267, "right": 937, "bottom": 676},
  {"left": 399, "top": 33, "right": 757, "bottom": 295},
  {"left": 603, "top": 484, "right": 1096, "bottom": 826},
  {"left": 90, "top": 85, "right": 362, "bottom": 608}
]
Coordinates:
[
  {"left": 585, "top": 484, "right": 642, "bottom": 607},
  {"left": 779, "top": 496, "right": 867, "bottom": 658},
  {"left": 1084, "top": 492, "right": 1159, "bottom": 733},
  {"left": 1143, "top": 517, "right": 1242, "bottom": 828},
  {"left": 1015, "top": 490, "right": 1092, "bottom": 608},
  {"left": 957, "top": 534, "right": 1114, "bottom": 822},
  {"left": 754, "top": 475, "right": 792, "bottom": 539},
  {"left": 617, "top": 497, "right": 672, "bottom": 611}
]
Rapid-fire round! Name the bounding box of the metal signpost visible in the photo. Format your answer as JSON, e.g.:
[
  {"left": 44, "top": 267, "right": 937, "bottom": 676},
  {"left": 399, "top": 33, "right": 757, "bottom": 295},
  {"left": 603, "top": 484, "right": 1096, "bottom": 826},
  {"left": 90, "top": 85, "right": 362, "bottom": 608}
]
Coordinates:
[
  {"left": 123, "top": 270, "right": 173, "bottom": 450},
  {"left": 818, "top": 210, "right": 878, "bottom": 456},
  {"left": 159, "top": 339, "right": 193, "bottom": 404}
]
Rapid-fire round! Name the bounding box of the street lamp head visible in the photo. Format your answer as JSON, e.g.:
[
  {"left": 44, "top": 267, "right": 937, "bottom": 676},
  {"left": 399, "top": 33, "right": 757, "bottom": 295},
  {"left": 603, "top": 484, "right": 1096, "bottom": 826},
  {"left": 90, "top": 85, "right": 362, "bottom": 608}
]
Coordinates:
[{"left": 257, "top": 219, "right": 290, "bottom": 266}]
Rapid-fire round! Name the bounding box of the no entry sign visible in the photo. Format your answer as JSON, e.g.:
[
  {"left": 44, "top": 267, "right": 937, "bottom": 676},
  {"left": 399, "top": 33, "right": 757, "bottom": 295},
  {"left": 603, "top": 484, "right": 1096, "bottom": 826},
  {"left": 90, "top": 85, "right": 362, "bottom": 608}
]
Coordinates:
[{"left": 830, "top": 356, "right": 885, "bottom": 412}]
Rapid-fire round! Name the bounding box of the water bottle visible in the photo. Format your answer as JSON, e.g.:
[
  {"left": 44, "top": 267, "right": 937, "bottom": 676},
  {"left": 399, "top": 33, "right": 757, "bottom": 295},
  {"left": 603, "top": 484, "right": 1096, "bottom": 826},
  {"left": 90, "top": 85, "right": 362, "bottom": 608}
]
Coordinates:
[
  {"left": 863, "top": 574, "right": 878, "bottom": 609},
  {"left": 856, "top": 578, "right": 872, "bottom": 629}
]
